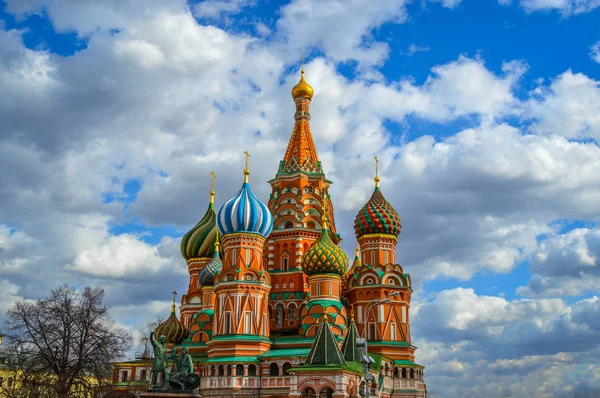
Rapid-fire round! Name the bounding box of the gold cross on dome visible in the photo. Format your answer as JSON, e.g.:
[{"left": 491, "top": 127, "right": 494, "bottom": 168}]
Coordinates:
[
  {"left": 374, "top": 155, "right": 380, "bottom": 187},
  {"left": 243, "top": 151, "right": 251, "bottom": 182},
  {"left": 172, "top": 291, "right": 177, "bottom": 303},
  {"left": 210, "top": 171, "right": 216, "bottom": 203}
]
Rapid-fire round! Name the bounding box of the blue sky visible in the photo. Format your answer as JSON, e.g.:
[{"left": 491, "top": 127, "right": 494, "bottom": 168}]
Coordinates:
[{"left": 1, "top": 0, "right": 600, "bottom": 396}]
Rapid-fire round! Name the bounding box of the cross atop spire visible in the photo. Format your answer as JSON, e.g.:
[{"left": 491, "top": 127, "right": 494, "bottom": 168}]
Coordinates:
[
  {"left": 374, "top": 155, "right": 380, "bottom": 188},
  {"left": 243, "top": 150, "right": 250, "bottom": 183},
  {"left": 210, "top": 171, "right": 216, "bottom": 203}
]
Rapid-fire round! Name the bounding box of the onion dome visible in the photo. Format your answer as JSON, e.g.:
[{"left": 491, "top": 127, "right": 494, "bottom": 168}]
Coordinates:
[
  {"left": 155, "top": 295, "right": 189, "bottom": 346},
  {"left": 354, "top": 160, "right": 402, "bottom": 238},
  {"left": 217, "top": 152, "right": 273, "bottom": 238},
  {"left": 291, "top": 66, "right": 314, "bottom": 100},
  {"left": 198, "top": 235, "right": 223, "bottom": 286},
  {"left": 302, "top": 205, "right": 348, "bottom": 276},
  {"left": 180, "top": 188, "right": 219, "bottom": 260}
]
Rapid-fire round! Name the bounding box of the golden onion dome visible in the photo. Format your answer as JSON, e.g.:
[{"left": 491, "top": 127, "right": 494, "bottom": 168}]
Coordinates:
[
  {"left": 291, "top": 68, "right": 314, "bottom": 100},
  {"left": 155, "top": 299, "right": 189, "bottom": 346}
]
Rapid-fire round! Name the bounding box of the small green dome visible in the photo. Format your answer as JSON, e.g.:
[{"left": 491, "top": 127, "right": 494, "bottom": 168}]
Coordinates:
[
  {"left": 302, "top": 226, "right": 348, "bottom": 276},
  {"left": 181, "top": 201, "right": 219, "bottom": 260}
]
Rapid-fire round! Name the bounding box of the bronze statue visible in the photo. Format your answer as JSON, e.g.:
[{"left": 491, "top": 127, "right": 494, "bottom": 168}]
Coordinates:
[
  {"left": 150, "top": 331, "right": 169, "bottom": 388},
  {"left": 168, "top": 346, "right": 200, "bottom": 391}
]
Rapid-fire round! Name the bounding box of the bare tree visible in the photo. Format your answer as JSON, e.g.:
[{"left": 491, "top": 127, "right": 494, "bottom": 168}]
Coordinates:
[{"left": 2, "top": 285, "right": 131, "bottom": 398}]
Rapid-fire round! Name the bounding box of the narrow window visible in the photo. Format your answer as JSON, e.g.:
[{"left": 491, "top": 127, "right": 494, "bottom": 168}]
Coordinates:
[
  {"left": 232, "top": 249, "right": 237, "bottom": 265},
  {"left": 141, "top": 369, "right": 147, "bottom": 380},
  {"left": 384, "top": 252, "right": 389, "bottom": 265},
  {"left": 402, "top": 306, "right": 407, "bottom": 323},
  {"left": 368, "top": 323, "right": 376, "bottom": 340},
  {"left": 357, "top": 306, "right": 363, "bottom": 322},
  {"left": 316, "top": 284, "right": 320, "bottom": 296},
  {"left": 390, "top": 322, "right": 396, "bottom": 340},
  {"left": 328, "top": 283, "right": 332, "bottom": 296},
  {"left": 246, "top": 249, "right": 251, "bottom": 265},
  {"left": 122, "top": 370, "right": 128, "bottom": 382},
  {"left": 282, "top": 257, "right": 288, "bottom": 271},
  {"left": 371, "top": 251, "right": 375, "bottom": 266},
  {"left": 224, "top": 312, "right": 232, "bottom": 334},
  {"left": 245, "top": 311, "right": 252, "bottom": 334}
]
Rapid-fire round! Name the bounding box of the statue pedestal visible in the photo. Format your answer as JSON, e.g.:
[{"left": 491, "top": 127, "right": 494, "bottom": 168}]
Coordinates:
[{"left": 140, "top": 390, "right": 199, "bottom": 398}]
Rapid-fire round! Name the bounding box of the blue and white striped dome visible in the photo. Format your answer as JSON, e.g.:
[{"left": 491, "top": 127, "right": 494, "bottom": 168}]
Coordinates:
[{"left": 217, "top": 182, "right": 273, "bottom": 238}]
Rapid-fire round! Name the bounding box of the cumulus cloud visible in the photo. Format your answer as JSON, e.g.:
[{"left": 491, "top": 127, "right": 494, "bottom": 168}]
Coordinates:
[
  {"left": 518, "top": 227, "right": 600, "bottom": 297},
  {"left": 524, "top": 70, "right": 600, "bottom": 140},
  {"left": 412, "top": 289, "right": 600, "bottom": 397}
]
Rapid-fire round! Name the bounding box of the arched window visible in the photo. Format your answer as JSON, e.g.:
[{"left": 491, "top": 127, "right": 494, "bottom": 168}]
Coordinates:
[
  {"left": 218, "top": 365, "right": 224, "bottom": 376},
  {"left": 282, "top": 256, "right": 289, "bottom": 271},
  {"left": 269, "top": 362, "right": 279, "bottom": 376},
  {"left": 283, "top": 362, "right": 292, "bottom": 375},
  {"left": 301, "top": 388, "right": 316, "bottom": 397},
  {"left": 288, "top": 304, "right": 297, "bottom": 320},
  {"left": 285, "top": 221, "right": 294, "bottom": 229},
  {"left": 410, "top": 368, "right": 414, "bottom": 379},
  {"left": 248, "top": 364, "right": 257, "bottom": 376},
  {"left": 402, "top": 368, "right": 407, "bottom": 378},
  {"left": 368, "top": 323, "right": 376, "bottom": 340},
  {"left": 306, "top": 221, "right": 316, "bottom": 229},
  {"left": 394, "top": 367, "right": 399, "bottom": 378},
  {"left": 320, "top": 387, "right": 334, "bottom": 398},
  {"left": 211, "top": 365, "right": 216, "bottom": 376},
  {"left": 227, "top": 365, "right": 232, "bottom": 376},
  {"left": 236, "top": 364, "right": 244, "bottom": 376}
]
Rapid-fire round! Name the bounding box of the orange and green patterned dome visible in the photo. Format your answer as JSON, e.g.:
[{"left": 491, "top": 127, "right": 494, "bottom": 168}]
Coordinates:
[
  {"left": 181, "top": 197, "right": 220, "bottom": 261},
  {"left": 354, "top": 187, "right": 402, "bottom": 238},
  {"left": 302, "top": 213, "right": 348, "bottom": 276}
]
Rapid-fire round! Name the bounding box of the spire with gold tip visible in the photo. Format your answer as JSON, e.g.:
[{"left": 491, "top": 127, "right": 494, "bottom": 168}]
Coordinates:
[
  {"left": 354, "top": 156, "right": 402, "bottom": 238},
  {"left": 291, "top": 57, "right": 314, "bottom": 100}
]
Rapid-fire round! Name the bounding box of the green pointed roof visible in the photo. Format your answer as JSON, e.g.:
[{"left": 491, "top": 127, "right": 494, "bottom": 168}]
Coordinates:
[
  {"left": 305, "top": 318, "right": 346, "bottom": 366},
  {"left": 341, "top": 318, "right": 361, "bottom": 363},
  {"left": 181, "top": 200, "right": 220, "bottom": 260}
]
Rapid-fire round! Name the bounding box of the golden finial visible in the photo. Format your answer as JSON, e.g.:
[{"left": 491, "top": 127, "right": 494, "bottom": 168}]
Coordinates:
[
  {"left": 243, "top": 151, "right": 250, "bottom": 183},
  {"left": 171, "top": 291, "right": 177, "bottom": 312},
  {"left": 292, "top": 56, "right": 314, "bottom": 100},
  {"left": 322, "top": 201, "right": 329, "bottom": 228},
  {"left": 374, "top": 156, "right": 380, "bottom": 188},
  {"left": 210, "top": 171, "right": 216, "bottom": 204},
  {"left": 214, "top": 229, "right": 220, "bottom": 251},
  {"left": 355, "top": 241, "right": 360, "bottom": 258},
  {"left": 350, "top": 305, "right": 355, "bottom": 322}
]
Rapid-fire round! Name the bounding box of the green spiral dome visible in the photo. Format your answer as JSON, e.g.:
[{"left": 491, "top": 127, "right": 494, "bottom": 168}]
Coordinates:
[{"left": 181, "top": 202, "right": 219, "bottom": 260}]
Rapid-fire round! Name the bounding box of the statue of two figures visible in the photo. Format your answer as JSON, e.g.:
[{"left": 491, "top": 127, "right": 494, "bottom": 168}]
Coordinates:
[{"left": 150, "top": 332, "right": 200, "bottom": 391}]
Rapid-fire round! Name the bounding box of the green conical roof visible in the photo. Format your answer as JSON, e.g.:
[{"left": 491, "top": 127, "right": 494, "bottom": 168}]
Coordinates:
[
  {"left": 341, "top": 318, "right": 361, "bottom": 363},
  {"left": 305, "top": 318, "right": 346, "bottom": 366}
]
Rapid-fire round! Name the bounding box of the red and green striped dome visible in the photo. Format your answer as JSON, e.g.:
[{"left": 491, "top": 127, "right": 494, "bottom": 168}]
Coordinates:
[{"left": 354, "top": 187, "right": 402, "bottom": 238}]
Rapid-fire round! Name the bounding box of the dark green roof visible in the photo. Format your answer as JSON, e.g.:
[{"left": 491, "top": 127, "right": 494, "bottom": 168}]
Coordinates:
[
  {"left": 305, "top": 320, "right": 346, "bottom": 366},
  {"left": 295, "top": 361, "right": 364, "bottom": 375},
  {"left": 259, "top": 348, "right": 311, "bottom": 358},
  {"left": 341, "top": 320, "right": 361, "bottom": 363},
  {"left": 202, "top": 356, "right": 258, "bottom": 363},
  {"left": 394, "top": 359, "right": 423, "bottom": 368}
]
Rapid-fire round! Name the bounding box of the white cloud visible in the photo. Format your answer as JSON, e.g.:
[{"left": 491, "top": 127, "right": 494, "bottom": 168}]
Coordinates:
[
  {"left": 275, "top": 0, "right": 409, "bottom": 66},
  {"left": 406, "top": 43, "right": 430, "bottom": 56},
  {"left": 591, "top": 41, "right": 600, "bottom": 63},
  {"left": 524, "top": 70, "right": 600, "bottom": 140},
  {"left": 519, "top": 0, "right": 600, "bottom": 15},
  {"left": 429, "top": 0, "right": 462, "bottom": 8},
  {"left": 193, "top": 0, "right": 254, "bottom": 20},
  {"left": 518, "top": 228, "right": 600, "bottom": 297}
]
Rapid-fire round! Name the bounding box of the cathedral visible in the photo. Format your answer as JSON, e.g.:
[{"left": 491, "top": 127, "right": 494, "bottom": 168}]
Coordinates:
[{"left": 111, "top": 67, "right": 427, "bottom": 398}]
